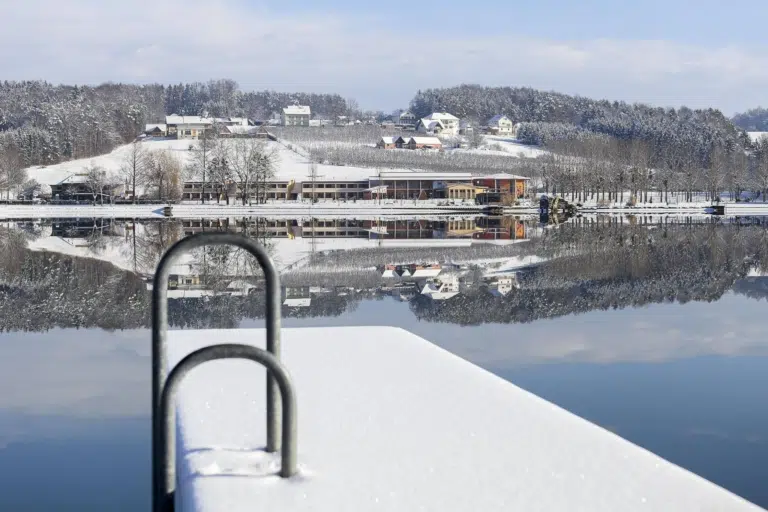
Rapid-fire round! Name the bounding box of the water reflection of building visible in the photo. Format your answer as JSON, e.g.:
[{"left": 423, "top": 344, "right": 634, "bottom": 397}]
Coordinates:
[
  {"left": 144, "top": 275, "right": 256, "bottom": 298},
  {"left": 177, "top": 216, "right": 532, "bottom": 244}
]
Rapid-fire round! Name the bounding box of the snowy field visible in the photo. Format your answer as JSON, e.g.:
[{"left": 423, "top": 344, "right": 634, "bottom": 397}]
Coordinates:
[
  {"left": 480, "top": 135, "right": 549, "bottom": 158},
  {"left": 25, "top": 139, "right": 196, "bottom": 187},
  {"left": 167, "top": 327, "right": 762, "bottom": 512},
  {"left": 24, "top": 138, "right": 415, "bottom": 187}
]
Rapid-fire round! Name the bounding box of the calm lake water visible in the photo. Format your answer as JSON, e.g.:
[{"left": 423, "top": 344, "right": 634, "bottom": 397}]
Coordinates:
[{"left": 1, "top": 214, "right": 767, "bottom": 510}]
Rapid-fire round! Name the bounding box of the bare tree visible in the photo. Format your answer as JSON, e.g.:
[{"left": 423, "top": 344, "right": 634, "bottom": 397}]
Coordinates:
[
  {"left": 209, "top": 138, "right": 233, "bottom": 204},
  {"left": 146, "top": 151, "right": 183, "bottom": 202},
  {"left": 187, "top": 129, "right": 217, "bottom": 204},
  {"left": 0, "top": 144, "right": 26, "bottom": 200},
  {"left": 229, "top": 138, "right": 277, "bottom": 205},
  {"left": 121, "top": 141, "right": 148, "bottom": 203},
  {"left": 84, "top": 163, "right": 108, "bottom": 204}
]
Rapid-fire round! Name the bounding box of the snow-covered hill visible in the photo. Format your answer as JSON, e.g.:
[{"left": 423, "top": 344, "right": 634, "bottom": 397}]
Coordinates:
[
  {"left": 24, "top": 137, "right": 412, "bottom": 187},
  {"left": 25, "top": 139, "right": 194, "bottom": 187}
]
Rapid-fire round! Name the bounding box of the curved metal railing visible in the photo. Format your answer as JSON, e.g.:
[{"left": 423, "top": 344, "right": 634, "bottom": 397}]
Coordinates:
[
  {"left": 151, "top": 233, "right": 294, "bottom": 512},
  {"left": 155, "top": 344, "right": 298, "bottom": 512}
]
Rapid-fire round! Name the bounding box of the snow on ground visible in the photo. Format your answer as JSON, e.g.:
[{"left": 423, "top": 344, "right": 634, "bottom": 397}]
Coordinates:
[
  {"left": 25, "top": 234, "right": 142, "bottom": 273},
  {"left": 168, "top": 327, "right": 762, "bottom": 512},
  {"left": 481, "top": 135, "right": 548, "bottom": 158},
  {"left": 747, "top": 132, "right": 768, "bottom": 143},
  {"left": 24, "top": 137, "right": 419, "bottom": 188},
  {"left": 25, "top": 139, "right": 195, "bottom": 187}
]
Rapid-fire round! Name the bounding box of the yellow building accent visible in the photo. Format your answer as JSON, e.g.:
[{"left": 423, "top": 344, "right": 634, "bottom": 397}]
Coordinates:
[{"left": 445, "top": 183, "right": 487, "bottom": 200}]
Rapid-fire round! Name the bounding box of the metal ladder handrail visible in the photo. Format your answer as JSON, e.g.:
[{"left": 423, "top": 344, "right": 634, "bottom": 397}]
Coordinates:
[
  {"left": 152, "top": 233, "right": 282, "bottom": 449},
  {"left": 151, "top": 233, "right": 287, "bottom": 512},
  {"left": 155, "top": 344, "right": 298, "bottom": 512}
]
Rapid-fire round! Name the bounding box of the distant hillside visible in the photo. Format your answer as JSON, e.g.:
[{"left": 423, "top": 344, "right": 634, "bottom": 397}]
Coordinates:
[
  {"left": 0, "top": 80, "right": 351, "bottom": 169},
  {"left": 410, "top": 84, "right": 748, "bottom": 167},
  {"left": 731, "top": 107, "right": 768, "bottom": 132}
]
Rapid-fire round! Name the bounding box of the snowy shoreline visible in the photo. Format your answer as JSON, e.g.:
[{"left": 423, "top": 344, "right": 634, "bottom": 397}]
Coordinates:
[{"left": 0, "top": 202, "right": 726, "bottom": 219}]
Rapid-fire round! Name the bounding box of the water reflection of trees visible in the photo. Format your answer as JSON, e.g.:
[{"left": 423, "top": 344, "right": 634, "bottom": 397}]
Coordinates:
[
  {"left": 411, "top": 223, "right": 768, "bottom": 326},
  {"left": 0, "top": 231, "right": 149, "bottom": 332},
  {"left": 6, "top": 219, "right": 768, "bottom": 332}
]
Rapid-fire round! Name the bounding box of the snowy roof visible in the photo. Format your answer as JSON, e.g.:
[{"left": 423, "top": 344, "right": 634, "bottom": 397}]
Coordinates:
[
  {"left": 283, "top": 106, "right": 311, "bottom": 115},
  {"left": 145, "top": 123, "right": 167, "bottom": 132},
  {"left": 399, "top": 110, "right": 415, "bottom": 118},
  {"left": 418, "top": 119, "right": 444, "bottom": 131},
  {"left": 412, "top": 268, "right": 442, "bottom": 278},
  {"left": 226, "top": 117, "right": 249, "bottom": 126},
  {"left": 165, "top": 115, "right": 213, "bottom": 125},
  {"left": 488, "top": 115, "right": 511, "bottom": 126},
  {"left": 424, "top": 112, "right": 459, "bottom": 121},
  {"left": 379, "top": 137, "right": 397, "bottom": 144},
  {"left": 378, "top": 171, "right": 471, "bottom": 180},
  {"left": 478, "top": 172, "right": 531, "bottom": 180},
  {"left": 409, "top": 137, "right": 442, "bottom": 145},
  {"left": 225, "top": 125, "right": 260, "bottom": 135},
  {"left": 55, "top": 174, "right": 89, "bottom": 185}
]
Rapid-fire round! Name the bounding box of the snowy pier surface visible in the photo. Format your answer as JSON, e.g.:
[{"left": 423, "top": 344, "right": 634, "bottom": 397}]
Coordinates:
[{"left": 168, "top": 327, "right": 762, "bottom": 512}]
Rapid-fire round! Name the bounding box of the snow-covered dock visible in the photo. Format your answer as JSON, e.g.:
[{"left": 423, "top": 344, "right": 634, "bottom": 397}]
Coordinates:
[{"left": 167, "top": 326, "right": 762, "bottom": 512}]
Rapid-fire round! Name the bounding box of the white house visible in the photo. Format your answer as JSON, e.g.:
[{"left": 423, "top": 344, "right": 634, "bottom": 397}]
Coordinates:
[
  {"left": 417, "top": 112, "right": 460, "bottom": 136},
  {"left": 487, "top": 115, "right": 514, "bottom": 136},
  {"left": 165, "top": 115, "right": 214, "bottom": 139},
  {"left": 420, "top": 274, "right": 460, "bottom": 300},
  {"left": 282, "top": 106, "right": 311, "bottom": 127},
  {"left": 459, "top": 120, "right": 474, "bottom": 135},
  {"left": 396, "top": 110, "right": 417, "bottom": 127}
]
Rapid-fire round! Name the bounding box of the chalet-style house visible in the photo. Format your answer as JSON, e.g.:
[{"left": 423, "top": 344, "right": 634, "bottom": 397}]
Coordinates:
[
  {"left": 282, "top": 105, "right": 311, "bottom": 126},
  {"left": 144, "top": 124, "right": 167, "bottom": 137},
  {"left": 416, "top": 112, "right": 460, "bottom": 136},
  {"left": 376, "top": 137, "right": 397, "bottom": 149},
  {"left": 487, "top": 115, "right": 514, "bottom": 136},
  {"left": 377, "top": 136, "right": 442, "bottom": 150},
  {"left": 407, "top": 137, "right": 442, "bottom": 150},
  {"left": 396, "top": 110, "right": 417, "bottom": 127}
]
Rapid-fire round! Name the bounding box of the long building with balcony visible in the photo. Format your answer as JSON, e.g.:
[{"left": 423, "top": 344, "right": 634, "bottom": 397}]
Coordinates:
[{"left": 179, "top": 171, "right": 529, "bottom": 203}]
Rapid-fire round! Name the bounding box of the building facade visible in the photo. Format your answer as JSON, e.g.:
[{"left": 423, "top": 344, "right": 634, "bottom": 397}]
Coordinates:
[
  {"left": 487, "top": 115, "right": 514, "bottom": 136},
  {"left": 282, "top": 106, "right": 311, "bottom": 127}
]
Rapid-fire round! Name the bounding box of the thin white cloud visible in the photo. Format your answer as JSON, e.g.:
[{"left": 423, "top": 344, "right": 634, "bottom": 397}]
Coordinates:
[{"left": 0, "top": 1, "right": 767, "bottom": 112}]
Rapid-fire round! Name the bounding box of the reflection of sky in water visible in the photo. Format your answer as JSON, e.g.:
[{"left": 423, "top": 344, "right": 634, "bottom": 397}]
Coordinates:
[{"left": 1, "top": 292, "right": 767, "bottom": 509}]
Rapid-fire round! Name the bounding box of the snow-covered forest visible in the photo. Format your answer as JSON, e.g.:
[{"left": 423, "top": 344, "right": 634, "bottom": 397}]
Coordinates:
[
  {"left": 0, "top": 79, "right": 351, "bottom": 169},
  {"left": 411, "top": 85, "right": 754, "bottom": 196},
  {"left": 732, "top": 107, "right": 768, "bottom": 132},
  {"left": 412, "top": 221, "right": 768, "bottom": 325}
]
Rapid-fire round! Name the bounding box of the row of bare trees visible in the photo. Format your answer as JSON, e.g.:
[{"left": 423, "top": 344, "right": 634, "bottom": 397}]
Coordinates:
[
  {"left": 109, "top": 143, "right": 185, "bottom": 202},
  {"left": 536, "top": 135, "right": 755, "bottom": 204},
  {"left": 184, "top": 130, "right": 278, "bottom": 205}
]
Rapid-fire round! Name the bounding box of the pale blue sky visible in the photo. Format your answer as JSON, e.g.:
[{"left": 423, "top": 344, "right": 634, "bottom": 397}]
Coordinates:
[{"left": 1, "top": 0, "right": 767, "bottom": 114}]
